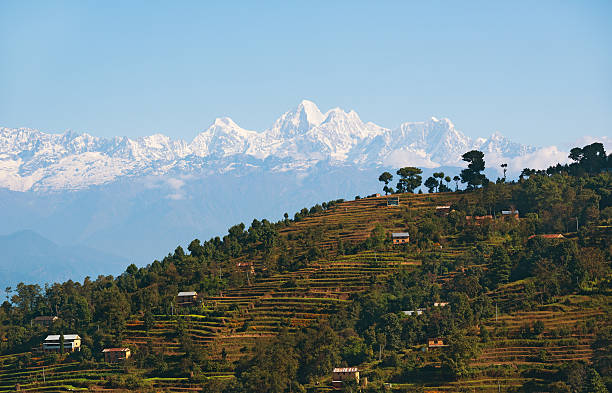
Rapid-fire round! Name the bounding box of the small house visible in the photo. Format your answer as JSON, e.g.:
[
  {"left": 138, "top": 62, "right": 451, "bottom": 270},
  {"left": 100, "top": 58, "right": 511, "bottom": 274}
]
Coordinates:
[
  {"left": 332, "top": 367, "right": 359, "bottom": 389},
  {"left": 433, "top": 302, "right": 449, "bottom": 307},
  {"left": 392, "top": 232, "right": 410, "bottom": 244},
  {"left": 435, "top": 206, "right": 451, "bottom": 216},
  {"left": 402, "top": 308, "right": 425, "bottom": 316},
  {"left": 236, "top": 261, "right": 255, "bottom": 274},
  {"left": 102, "top": 348, "right": 131, "bottom": 363},
  {"left": 43, "top": 334, "right": 81, "bottom": 352},
  {"left": 177, "top": 291, "right": 198, "bottom": 306},
  {"left": 386, "top": 196, "right": 399, "bottom": 206},
  {"left": 501, "top": 209, "right": 519, "bottom": 220},
  {"left": 427, "top": 338, "right": 447, "bottom": 348},
  {"left": 33, "top": 316, "right": 58, "bottom": 327}
]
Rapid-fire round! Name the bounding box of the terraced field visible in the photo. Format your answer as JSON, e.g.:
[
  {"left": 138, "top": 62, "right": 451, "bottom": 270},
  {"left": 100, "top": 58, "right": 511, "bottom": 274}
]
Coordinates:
[
  {"left": 121, "top": 194, "right": 456, "bottom": 363},
  {"left": 475, "top": 295, "right": 607, "bottom": 366},
  {"left": 2, "top": 193, "right": 608, "bottom": 392},
  {"left": 123, "top": 250, "right": 421, "bottom": 362}
]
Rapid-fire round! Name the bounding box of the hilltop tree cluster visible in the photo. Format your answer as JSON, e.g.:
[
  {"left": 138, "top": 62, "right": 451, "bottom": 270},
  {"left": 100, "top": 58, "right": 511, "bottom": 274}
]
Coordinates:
[{"left": 379, "top": 142, "right": 612, "bottom": 195}]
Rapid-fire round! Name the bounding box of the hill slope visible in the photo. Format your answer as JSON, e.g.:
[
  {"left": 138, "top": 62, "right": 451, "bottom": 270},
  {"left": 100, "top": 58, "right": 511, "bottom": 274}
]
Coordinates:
[{"left": 0, "top": 169, "right": 610, "bottom": 393}]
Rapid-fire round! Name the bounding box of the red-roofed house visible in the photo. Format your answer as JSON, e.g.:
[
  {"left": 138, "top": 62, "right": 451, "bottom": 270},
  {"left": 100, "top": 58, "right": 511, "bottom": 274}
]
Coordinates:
[{"left": 427, "top": 338, "right": 447, "bottom": 348}]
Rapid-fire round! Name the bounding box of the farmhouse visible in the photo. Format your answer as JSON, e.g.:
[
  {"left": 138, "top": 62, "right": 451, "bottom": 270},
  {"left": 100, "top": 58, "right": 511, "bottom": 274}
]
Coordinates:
[
  {"left": 43, "top": 334, "right": 81, "bottom": 352},
  {"left": 177, "top": 291, "right": 198, "bottom": 306},
  {"left": 386, "top": 196, "right": 399, "bottom": 206},
  {"left": 427, "top": 338, "right": 447, "bottom": 348},
  {"left": 501, "top": 209, "right": 519, "bottom": 220},
  {"left": 33, "top": 316, "right": 58, "bottom": 327},
  {"left": 435, "top": 205, "right": 451, "bottom": 216},
  {"left": 402, "top": 308, "right": 425, "bottom": 316},
  {"left": 332, "top": 367, "right": 359, "bottom": 389},
  {"left": 102, "top": 348, "right": 131, "bottom": 363},
  {"left": 391, "top": 232, "right": 410, "bottom": 244}
]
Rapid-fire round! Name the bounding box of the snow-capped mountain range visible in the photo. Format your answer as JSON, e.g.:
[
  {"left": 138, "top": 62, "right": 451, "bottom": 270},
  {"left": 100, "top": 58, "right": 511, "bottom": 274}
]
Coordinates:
[{"left": 0, "top": 100, "right": 534, "bottom": 192}]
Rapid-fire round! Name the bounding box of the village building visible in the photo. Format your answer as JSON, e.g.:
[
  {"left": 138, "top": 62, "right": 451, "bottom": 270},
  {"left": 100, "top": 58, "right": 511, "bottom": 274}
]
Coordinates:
[
  {"left": 435, "top": 205, "right": 451, "bottom": 216},
  {"left": 236, "top": 261, "right": 255, "bottom": 275},
  {"left": 102, "top": 348, "right": 131, "bottom": 363},
  {"left": 433, "top": 302, "right": 449, "bottom": 307},
  {"left": 392, "top": 232, "right": 410, "bottom": 244},
  {"left": 332, "top": 367, "right": 359, "bottom": 389},
  {"left": 43, "top": 334, "right": 81, "bottom": 352},
  {"left": 402, "top": 308, "right": 425, "bottom": 316},
  {"left": 177, "top": 291, "right": 198, "bottom": 306},
  {"left": 386, "top": 196, "right": 399, "bottom": 206},
  {"left": 501, "top": 209, "right": 519, "bottom": 220},
  {"left": 427, "top": 338, "right": 447, "bottom": 348},
  {"left": 33, "top": 316, "right": 58, "bottom": 327}
]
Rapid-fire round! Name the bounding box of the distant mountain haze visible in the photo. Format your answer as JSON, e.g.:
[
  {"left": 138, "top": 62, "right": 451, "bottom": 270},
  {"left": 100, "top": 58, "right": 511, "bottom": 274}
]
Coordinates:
[
  {"left": 0, "top": 100, "right": 591, "bottom": 284},
  {"left": 0, "top": 230, "right": 129, "bottom": 289}
]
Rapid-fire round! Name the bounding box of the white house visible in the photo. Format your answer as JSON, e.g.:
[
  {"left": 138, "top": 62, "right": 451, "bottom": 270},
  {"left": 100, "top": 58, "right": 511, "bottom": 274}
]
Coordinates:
[{"left": 43, "top": 334, "right": 81, "bottom": 352}]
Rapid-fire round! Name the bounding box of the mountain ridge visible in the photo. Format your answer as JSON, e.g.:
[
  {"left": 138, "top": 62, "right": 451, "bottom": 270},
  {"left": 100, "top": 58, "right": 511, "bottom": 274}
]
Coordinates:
[{"left": 0, "top": 100, "right": 534, "bottom": 192}]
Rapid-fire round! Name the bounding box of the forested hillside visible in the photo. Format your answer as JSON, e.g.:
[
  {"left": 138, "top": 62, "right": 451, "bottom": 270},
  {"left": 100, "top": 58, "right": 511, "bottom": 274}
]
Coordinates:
[{"left": 0, "top": 143, "right": 610, "bottom": 393}]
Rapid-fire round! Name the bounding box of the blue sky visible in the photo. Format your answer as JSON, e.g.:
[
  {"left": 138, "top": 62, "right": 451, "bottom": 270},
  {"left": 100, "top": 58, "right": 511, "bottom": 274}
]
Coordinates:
[{"left": 1, "top": 1, "right": 610, "bottom": 146}]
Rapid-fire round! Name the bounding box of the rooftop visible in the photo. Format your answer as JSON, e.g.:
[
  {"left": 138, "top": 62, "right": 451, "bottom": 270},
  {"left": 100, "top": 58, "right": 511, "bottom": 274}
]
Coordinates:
[
  {"left": 44, "top": 334, "right": 80, "bottom": 341},
  {"left": 102, "top": 348, "right": 130, "bottom": 352},
  {"left": 333, "top": 367, "right": 359, "bottom": 373},
  {"left": 391, "top": 232, "right": 410, "bottom": 237},
  {"left": 177, "top": 291, "right": 197, "bottom": 296}
]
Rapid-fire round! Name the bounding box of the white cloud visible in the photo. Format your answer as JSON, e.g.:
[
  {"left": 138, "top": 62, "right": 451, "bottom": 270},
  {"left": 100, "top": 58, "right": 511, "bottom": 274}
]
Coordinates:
[
  {"left": 166, "top": 192, "right": 185, "bottom": 200},
  {"left": 506, "top": 146, "right": 571, "bottom": 173},
  {"left": 140, "top": 175, "right": 191, "bottom": 200},
  {"left": 166, "top": 178, "right": 185, "bottom": 191},
  {"left": 383, "top": 148, "right": 441, "bottom": 168}
]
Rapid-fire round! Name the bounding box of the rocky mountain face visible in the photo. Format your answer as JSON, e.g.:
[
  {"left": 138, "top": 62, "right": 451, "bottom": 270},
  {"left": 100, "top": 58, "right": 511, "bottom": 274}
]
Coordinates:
[{"left": 0, "top": 100, "right": 533, "bottom": 192}]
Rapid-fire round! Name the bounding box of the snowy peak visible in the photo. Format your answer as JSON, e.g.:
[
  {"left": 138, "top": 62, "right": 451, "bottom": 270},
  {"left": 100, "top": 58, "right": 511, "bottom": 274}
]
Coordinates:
[
  {"left": 270, "top": 99, "right": 325, "bottom": 138},
  {"left": 0, "top": 100, "right": 535, "bottom": 191},
  {"left": 298, "top": 99, "right": 325, "bottom": 126},
  {"left": 190, "top": 117, "right": 259, "bottom": 158}
]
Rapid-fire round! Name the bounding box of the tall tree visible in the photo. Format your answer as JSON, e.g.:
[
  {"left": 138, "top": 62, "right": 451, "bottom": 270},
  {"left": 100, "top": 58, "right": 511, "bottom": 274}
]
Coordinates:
[
  {"left": 569, "top": 142, "right": 608, "bottom": 174},
  {"left": 489, "top": 247, "right": 512, "bottom": 288},
  {"left": 460, "top": 150, "right": 487, "bottom": 189},
  {"left": 424, "top": 177, "right": 438, "bottom": 193},
  {"left": 396, "top": 167, "right": 423, "bottom": 193},
  {"left": 453, "top": 175, "right": 461, "bottom": 191},
  {"left": 378, "top": 172, "right": 394, "bottom": 195},
  {"left": 433, "top": 172, "right": 445, "bottom": 192}
]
